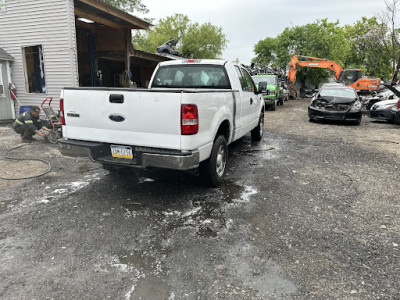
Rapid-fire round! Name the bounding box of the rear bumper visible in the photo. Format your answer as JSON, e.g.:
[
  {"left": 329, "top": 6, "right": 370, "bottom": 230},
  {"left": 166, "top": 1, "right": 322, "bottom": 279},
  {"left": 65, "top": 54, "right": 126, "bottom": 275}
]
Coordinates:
[
  {"left": 58, "top": 138, "right": 200, "bottom": 170},
  {"left": 308, "top": 106, "right": 362, "bottom": 121}
]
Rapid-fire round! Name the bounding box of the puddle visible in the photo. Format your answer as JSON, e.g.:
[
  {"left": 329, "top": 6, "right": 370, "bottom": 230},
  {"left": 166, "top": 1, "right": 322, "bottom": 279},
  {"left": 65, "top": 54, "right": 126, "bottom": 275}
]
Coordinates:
[
  {"left": 131, "top": 275, "right": 171, "bottom": 300},
  {"left": 219, "top": 181, "right": 244, "bottom": 201},
  {"left": 120, "top": 181, "right": 256, "bottom": 239},
  {"left": 110, "top": 251, "right": 170, "bottom": 300},
  {"left": 117, "top": 251, "right": 158, "bottom": 272},
  {"left": 239, "top": 147, "right": 275, "bottom": 155}
]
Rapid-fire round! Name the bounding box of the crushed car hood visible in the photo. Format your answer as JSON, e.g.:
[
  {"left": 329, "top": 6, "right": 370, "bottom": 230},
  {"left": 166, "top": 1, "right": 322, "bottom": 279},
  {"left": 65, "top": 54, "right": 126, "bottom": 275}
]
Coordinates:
[{"left": 314, "top": 96, "right": 356, "bottom": 104}]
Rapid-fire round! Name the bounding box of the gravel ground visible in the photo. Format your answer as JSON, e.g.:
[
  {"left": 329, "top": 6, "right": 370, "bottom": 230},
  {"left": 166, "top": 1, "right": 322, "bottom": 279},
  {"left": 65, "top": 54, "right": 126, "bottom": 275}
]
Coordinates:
[{"left": 0, "top": 100, "right": 399, "bottom": 299}]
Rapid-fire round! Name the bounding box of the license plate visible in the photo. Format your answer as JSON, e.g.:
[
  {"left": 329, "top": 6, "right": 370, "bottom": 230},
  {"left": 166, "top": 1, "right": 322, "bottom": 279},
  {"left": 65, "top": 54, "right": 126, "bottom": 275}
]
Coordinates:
[{"left": 110, "top": 145, "right": 133, "bottom": 159}]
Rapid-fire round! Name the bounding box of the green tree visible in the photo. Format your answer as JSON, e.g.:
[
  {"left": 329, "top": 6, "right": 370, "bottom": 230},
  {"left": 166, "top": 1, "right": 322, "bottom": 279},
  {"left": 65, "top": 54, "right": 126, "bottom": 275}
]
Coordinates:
[
  {"left": 253, "top": 17, "right": 395, "bottom": 85},
  {"left": 253, "top": 19, "right": 349, "bottom": 69},
  {"left": 378, "top": 0, "right": 400, "bottom": 82},
  {"left": 132, "top": 14, "right": 227, "bottom": 59},
  {"left": 102, "top": 0, "right": 148, "bottom": 14},
  {"left": 344, "top": 17, "right": 391, "bottom": 78},
  {"left": 253, "top": 19, "right": 349, "bottom": 86}
]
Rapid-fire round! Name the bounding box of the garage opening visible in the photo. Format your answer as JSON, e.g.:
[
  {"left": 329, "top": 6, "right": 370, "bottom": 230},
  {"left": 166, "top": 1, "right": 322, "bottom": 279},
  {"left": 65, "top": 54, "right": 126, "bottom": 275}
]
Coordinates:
[{"left": 74, "top": 0, "right": 164, "bottom": 88}]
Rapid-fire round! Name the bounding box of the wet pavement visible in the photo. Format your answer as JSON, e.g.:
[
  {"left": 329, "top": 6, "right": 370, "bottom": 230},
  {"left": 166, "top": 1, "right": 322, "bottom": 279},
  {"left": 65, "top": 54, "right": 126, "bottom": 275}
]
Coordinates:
[{"left": 0, "top": 100, "right": 399, "bottom": 299}]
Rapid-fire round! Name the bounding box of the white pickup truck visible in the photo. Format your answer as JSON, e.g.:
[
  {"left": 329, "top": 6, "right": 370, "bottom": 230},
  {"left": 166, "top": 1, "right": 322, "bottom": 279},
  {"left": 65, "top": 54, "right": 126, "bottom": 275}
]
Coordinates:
[{"left": 59, "top": 59, "right": 264, "bottom": 186}]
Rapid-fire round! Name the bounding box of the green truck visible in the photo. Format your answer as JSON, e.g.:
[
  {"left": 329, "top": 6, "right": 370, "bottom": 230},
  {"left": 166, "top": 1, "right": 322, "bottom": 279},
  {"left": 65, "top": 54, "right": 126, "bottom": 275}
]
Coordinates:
[{"left": 252, "top": 74, "right": 284, "bottom": 111}]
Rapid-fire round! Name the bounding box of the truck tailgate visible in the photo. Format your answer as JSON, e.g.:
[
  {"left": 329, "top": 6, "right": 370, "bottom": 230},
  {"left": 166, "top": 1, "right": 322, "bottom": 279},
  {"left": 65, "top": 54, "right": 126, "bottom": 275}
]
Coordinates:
[{"left": 62, "top": 88, "right": 182, "bottom": 150}]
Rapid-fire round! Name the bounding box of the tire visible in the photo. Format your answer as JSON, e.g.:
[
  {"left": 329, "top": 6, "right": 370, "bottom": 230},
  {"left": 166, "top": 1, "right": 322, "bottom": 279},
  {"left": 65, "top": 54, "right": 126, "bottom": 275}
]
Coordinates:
[
  {"left": 278, "top": 97, "right": 284, "bottom": 106},
  {"left": 251, "top": 111, "right": 264, "bottom": 142},
  {"left": 289, "top": 88, "right": 298, "bottom": 100},
  {"left": 394, "top": 113, "right": 400, "bottom": 125},
  {"left": 200, "top": 135, "right": 228, "bottom": 187},
  {"left": 269, "top": 101, "right": 276, "bottom": 111},
  {"left": 351, "top": 118, "right": 361, "bottom": 125}
]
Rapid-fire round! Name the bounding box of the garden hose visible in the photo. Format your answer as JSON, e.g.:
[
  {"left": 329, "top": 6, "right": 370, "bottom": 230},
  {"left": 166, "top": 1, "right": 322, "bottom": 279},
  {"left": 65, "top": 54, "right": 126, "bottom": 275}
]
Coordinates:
[{"left": 0, "top": 144, "right": 52, "bottom": 180}]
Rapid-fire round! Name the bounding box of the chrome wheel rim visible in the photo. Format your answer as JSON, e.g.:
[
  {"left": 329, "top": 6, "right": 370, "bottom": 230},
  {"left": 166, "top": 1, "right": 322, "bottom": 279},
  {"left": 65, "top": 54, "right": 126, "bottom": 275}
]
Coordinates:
[{"left": 216, "top": 145, "right": 226, "bottom": 177}]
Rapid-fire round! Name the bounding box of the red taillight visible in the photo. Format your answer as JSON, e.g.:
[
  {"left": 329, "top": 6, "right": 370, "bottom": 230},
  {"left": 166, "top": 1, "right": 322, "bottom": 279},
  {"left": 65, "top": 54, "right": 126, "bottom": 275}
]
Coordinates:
[
  {"left": 397, "top": 99, "right": 400, "bottom": 110},
  {"left": 60, "top": 98, "right": 65, "bottom": 125},
  {"left": 181, "top": 104, "right": 198, "bottom": 135}
]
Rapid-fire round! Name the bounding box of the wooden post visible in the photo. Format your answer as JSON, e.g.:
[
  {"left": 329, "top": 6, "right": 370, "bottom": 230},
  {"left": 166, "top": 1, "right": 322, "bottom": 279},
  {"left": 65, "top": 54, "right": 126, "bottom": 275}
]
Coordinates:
[{"left": 125, "top": 28, "right": 130, "bottom": 72}]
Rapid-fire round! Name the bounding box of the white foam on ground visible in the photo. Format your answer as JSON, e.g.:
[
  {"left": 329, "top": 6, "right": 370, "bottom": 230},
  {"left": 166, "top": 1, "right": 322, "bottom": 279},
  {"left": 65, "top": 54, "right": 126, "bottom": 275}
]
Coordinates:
[
  {"left": 138, "top": 177, "right": 155, "bottom": 184},
  {"left": 182, "top": 206, "right": 201, "bottom": 218},
  {"left": 240, "top": 186, "right": 258, "bottom": 202}
]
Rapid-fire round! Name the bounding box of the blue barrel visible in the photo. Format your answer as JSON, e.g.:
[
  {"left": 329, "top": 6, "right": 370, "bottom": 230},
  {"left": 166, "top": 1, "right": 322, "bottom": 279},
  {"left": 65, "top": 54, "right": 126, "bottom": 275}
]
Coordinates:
[{"left": 19, "top": 105, "right": 33, "bottom": 114}]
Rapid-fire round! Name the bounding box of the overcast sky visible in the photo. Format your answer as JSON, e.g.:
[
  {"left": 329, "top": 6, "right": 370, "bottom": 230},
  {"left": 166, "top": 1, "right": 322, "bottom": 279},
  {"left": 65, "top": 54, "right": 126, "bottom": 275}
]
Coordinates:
[{"left": 138, "top": 0, "right": 386, "bottom": 64}]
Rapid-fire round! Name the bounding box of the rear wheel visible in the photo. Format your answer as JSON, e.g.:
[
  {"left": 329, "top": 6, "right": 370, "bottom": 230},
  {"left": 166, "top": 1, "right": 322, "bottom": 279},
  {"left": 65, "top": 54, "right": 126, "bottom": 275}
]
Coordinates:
[
  {"left": 351, "top": 118, "right": 361, "bottom": 125},
  {"left": 394, "top": 113, "right": 400, "bottom": 125},
  {"left": 268, "top": 101, "right": 276, "bottom": 111},
  {"left": 289, "top": 88, "right": 298, "bottom": 100},
  {"left": 251, "top": 111, "right": 264, "bottom": 142},
  {"left": 200, "top": 135, "right": 227, "bottom": 187}
]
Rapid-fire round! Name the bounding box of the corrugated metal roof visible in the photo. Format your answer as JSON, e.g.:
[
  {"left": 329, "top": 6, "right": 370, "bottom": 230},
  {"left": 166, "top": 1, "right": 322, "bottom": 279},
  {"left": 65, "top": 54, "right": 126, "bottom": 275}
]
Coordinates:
[{"left": 0, "top": 47, "right": 14, "bottom": 61}]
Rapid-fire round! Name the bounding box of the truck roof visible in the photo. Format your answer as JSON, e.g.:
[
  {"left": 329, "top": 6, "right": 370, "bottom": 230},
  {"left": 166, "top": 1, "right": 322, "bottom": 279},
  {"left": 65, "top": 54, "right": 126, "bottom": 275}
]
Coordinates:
[
  {"left": 158, "top": 59, "right": 229, "bottom": 67},
  {"left": 252, "top": 74, "right": 277, "bottom": 77}
]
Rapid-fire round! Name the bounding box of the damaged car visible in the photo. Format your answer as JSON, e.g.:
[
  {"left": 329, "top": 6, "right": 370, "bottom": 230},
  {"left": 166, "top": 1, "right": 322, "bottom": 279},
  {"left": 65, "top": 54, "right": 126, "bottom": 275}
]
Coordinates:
[
  {"left": 384, "top": 84, "right": 400, "bottom": 125},
  {"left": 369, "top": 99, "right": 398, "bottom": 123},
  {"left": 392, "top": 98, "right": 400, "bottom": 125},
  {"left": 363, "top": 84, "right": 400, "bottom": 110},
  {"left": 308, "top": 84, "right": 362, "bottom": 125}
]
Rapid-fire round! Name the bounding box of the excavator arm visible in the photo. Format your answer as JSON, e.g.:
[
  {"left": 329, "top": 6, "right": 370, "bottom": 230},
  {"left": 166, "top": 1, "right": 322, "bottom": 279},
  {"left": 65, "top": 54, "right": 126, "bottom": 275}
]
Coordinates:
[
  {"left": 287, "top": 54, "right": 379, "bottom": 98},
  {"left": 287, "top": 55, "right": 343, "bottom": 91}
]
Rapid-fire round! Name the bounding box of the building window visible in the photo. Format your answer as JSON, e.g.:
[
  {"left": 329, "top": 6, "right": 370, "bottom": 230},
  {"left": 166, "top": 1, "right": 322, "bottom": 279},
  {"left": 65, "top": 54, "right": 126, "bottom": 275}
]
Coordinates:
[
  {"left": 23, "top": 45, "right": 46, "bottom": 93},
  {"left": 0, "top": 0, "right": 5, "bottom": 12}
]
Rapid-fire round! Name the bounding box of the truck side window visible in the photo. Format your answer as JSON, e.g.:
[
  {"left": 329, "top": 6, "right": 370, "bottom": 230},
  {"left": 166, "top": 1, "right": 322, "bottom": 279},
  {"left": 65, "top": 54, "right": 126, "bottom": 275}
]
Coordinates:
[
  {"left": 241, "top": 69, "right": 256, "bottom": 93},
  {"left": 234, "top": 66, "right": 247, "bottom": 91}
]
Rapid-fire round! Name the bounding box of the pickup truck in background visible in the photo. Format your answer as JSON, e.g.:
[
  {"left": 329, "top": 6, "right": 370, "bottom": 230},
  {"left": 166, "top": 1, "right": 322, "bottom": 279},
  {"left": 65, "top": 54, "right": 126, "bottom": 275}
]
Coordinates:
[
  {"left": 59, "top": 59, "right": 264, "bottom": 186},
  {"left": 252, "top": 74, "right": 284, "bottom": 111}
]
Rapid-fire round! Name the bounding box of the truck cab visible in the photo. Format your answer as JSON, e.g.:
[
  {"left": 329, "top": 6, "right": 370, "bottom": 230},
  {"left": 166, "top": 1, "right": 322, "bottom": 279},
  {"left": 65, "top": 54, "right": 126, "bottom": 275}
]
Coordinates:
[{"left": 251, "top": 74, "right": 283, "bottom": 111}]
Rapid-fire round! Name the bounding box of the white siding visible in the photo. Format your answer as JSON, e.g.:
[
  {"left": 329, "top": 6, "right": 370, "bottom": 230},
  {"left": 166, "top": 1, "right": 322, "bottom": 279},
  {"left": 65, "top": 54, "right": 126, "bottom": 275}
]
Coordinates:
[{"left": 0, "top": 0, "right": 78, "bottom": 113}]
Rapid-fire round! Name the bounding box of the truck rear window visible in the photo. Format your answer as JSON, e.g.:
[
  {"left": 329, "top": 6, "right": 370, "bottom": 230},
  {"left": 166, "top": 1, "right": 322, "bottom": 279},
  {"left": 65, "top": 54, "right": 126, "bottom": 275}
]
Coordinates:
[{"left": 151, "top": 65, "right": 231, "bottom": 89}]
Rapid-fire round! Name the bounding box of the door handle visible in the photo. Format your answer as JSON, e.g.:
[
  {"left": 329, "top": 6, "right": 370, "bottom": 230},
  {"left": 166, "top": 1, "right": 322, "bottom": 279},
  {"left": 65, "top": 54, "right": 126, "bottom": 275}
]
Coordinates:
[
  {"left": 109, "top": 94, "right": 124, "bottom": 103},
  {"left": 250, "top": 98, "right": 253, "bottom": 104}
]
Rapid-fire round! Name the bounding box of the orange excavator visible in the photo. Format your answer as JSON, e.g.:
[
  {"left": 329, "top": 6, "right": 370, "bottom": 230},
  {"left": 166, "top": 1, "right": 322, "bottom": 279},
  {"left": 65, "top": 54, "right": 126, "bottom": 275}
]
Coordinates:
[{"left": 287, "top": 55, "right": 381, "bottom": 99}]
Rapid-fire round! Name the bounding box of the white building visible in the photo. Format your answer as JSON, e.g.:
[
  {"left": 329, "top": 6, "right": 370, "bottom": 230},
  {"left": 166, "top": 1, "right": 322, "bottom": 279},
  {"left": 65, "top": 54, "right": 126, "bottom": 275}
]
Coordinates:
[{"left": 0, "top": 0, "right": 170, "bottom": 121}]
